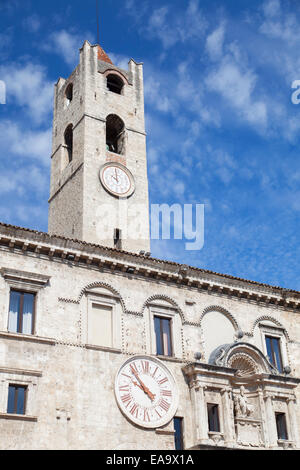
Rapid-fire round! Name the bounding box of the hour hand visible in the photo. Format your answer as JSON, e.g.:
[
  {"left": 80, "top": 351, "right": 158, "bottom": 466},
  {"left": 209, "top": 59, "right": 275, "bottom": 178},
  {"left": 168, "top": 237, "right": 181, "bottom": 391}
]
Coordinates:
[{"left": 130, "top": 366, "right": 155, "bottom": 401}]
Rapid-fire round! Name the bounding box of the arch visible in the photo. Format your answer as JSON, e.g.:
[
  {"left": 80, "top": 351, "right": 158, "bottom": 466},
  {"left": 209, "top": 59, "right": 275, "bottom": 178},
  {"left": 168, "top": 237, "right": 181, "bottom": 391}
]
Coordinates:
[
  {"left": 78, "top": 281, "right": 125, "bottom": 308},
  {"left": 106, "top": 73, "right": 124, "bottom": 95},
  {"left": 106, "top": 114, "right": 125, "bottom": 155},
  {"left": 251, "top": 315, "right": 291, "bottom": 341},
  {"left": 64, "top": 124, "right": 73, "bottom": 163},
  {"left": 200, "top": 305, "right": 240, "bottom": 331},
  {"left": 103, "top": 69, "right": 129, "bottom": 85},
  {"left": 65, "top": 83, "right": 73, "bottom": 105},
  {"left": 142, "top": 294, "right": 186, "bottom": 323},
  {"left": 200, "top": 306, "right": 242, "bottom": 362},
  {"left": 210, "top": 342, "right": 278, "bottom": 375}
]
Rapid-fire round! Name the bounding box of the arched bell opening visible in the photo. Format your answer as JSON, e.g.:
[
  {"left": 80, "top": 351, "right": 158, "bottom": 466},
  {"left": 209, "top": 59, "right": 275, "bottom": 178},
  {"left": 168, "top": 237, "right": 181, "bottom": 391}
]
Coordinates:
[
  {"left": 107, "top": 74, "right": 124, "bottom": 95},
  {"left": 106, "top": 114, "right": 125, "bottom": 155}
]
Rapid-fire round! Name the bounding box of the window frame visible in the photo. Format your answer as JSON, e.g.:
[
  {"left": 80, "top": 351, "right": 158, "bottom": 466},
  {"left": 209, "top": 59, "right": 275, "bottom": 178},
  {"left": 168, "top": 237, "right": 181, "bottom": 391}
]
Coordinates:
[
  {"left": 174, "top": 417, "right": 184, "bottom": 450},
  {"left": 154, "top": 315, "right": 173, "bottom": 357},
  {"left": 1, "top": 267, "right": 50, "bottom": 337},
  {"left": 259, "top": 323, "right": 288, "bottom": 374},
  {"left": 0, "top": 368, "right": 41, "bottom": 420},
  {"left": 85, "top": 290, "right": 122, "bottom": 351},
  {"left": 8, "top": 289, "right": 36, "bottom": 335},
  {"left": 147, "top": 304, "right": 183, "bottom": 359},
  {"left": 265, "top": 335, "right": 283, "bottom": 373},
  {"left": 275, "top": 412, "right": 289, "bottom": 441},
  {"left": 114, "top": 228, "right": 122, "bottom": 250},
  {"left": 207, "top": 403, "right": 221, "bottom": 433},
  {"left": 7, "top": 384, "right": 28, "bottom": 415}
]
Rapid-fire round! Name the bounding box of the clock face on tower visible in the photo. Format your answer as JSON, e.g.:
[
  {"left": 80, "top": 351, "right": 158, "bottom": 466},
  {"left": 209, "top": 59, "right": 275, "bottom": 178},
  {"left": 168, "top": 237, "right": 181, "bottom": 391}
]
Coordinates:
[
  {"left": 115, "top": 355, "right": 179, "bottom": 429},
  {"left": 99, "top": 162, "right": 135, "bottom": 198}
]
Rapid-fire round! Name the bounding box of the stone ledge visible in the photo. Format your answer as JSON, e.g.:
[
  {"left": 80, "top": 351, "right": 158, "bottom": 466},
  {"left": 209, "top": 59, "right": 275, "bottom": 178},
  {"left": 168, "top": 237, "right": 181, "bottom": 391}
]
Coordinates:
[
  {"left": 155, "top": 429, "right": 175, "bottom": 436},
  {"left": 85, "top": 344, "right": 122, "bottom": 354},
  {"left": 155, "top": 355, "right": 184, "bottom": 364},
  {"left": 0, "top": 366, "right": 42, "bottom": 377},
  {"left": 0, "top": 331, "right": 56, "bottom": 345},
  {"left": 0, "top": 413, "right": 38, "bottom": 422}
]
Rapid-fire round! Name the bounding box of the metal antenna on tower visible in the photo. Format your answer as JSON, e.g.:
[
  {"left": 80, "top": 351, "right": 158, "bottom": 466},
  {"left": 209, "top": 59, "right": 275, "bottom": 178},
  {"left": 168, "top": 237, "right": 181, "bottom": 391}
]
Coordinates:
[{"left": 96, "top": 0, "right": 100, "bottom": 45}]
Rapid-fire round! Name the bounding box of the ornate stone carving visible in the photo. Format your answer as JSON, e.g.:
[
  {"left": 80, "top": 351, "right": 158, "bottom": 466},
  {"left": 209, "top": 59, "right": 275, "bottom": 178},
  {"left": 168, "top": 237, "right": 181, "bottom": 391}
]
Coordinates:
[
  {"left": 228, "top": 353, "right": 258, "bottom": 377},
  {"left": 234, "top": 386, "right": 254, "bottom": 418},
  {"left": 215, "top": 347, "right": 227, "bottom": 366},
  {"left": 235, "top": 419, "right": 263, "bottom": 448}
]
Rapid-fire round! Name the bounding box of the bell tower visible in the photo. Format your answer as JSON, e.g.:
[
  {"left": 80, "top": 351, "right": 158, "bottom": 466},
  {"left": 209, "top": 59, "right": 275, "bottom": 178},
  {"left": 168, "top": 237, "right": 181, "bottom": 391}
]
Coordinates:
[{"left": 48, "top": 41, "right": 150, "bottom": 254}]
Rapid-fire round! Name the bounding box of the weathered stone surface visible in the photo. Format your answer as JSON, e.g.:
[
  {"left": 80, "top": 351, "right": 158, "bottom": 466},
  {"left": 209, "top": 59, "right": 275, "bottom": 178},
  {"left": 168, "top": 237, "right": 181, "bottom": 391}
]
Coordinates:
[{"left": 0, "top": 40, "right": 299, "bottom": 450}]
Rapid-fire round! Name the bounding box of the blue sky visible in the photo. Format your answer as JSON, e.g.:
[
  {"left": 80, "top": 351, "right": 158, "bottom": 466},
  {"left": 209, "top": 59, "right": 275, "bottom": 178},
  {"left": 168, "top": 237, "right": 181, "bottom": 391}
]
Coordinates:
[{"left": 0, "top": 0, "right": 299, "bottom": 290}]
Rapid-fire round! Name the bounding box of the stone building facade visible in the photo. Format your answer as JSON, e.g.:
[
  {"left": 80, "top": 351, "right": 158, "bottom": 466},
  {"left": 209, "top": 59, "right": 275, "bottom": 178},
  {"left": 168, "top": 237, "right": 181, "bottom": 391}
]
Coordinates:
[{"left": 0, "top": 42, "right": 299, "bottom": 450}]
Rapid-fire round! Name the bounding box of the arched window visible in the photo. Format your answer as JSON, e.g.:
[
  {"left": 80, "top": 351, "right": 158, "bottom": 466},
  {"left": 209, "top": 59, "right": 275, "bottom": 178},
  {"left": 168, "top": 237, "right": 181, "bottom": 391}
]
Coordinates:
[
  {"left": 106, "top": 114, "right": 125, "bottom": 155},
  {"left": 64, "top": 124, "right": 73, "bottom": 163},
  {"left": 107, "top": 74, "right": 124, "bottom": 95},
  {"left": 65, "top": 83, "right": 73, "bottom": 106}
]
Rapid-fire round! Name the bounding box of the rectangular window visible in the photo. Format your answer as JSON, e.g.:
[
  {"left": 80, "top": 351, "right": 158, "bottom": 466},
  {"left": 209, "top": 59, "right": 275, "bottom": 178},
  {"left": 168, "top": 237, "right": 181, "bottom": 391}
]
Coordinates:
[
  {"left": 154, "top": 316, "right": 172, "bottom": 356},
  {"left": 7, "top": 385, "right": 27, "bottom": 415},
  {"left": 276, "top": 413, "right": 288, "bottom": 440},
  {"left": 114, "top": 228, "right": 122, "bottom": 250},
  {"left": 88, "top": 303, "right": 113, "bottom": 348},
  {"left": 174, "top": 417, "right": 184, "bottom": 450},
  {"left": 8, "top": 290, "right": 35, "bottom": 335},
  {"left": 265, "top": 336, "right": 283, "bottom": 373},
  {"left": 207, "top": 404, "right": 220, "bottom": 433}
]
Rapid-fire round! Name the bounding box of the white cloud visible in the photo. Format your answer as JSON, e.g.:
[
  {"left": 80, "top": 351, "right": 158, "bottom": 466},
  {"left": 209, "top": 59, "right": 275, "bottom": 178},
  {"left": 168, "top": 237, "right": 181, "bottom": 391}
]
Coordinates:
[
  {"left": 146, "top": 0, "right": 207, "bottom": 50},
  {"left": 206, "top": 54, "right": 267, "bottom": 129},
  {"left": 262, "top": 0, "right": 281, "bottom": 18},
  {"left": 0, "top": 62, "right": 53, "bottom": 123},
  {"left": 0, "top": 165, "right": 49, "bottom": 196},
  {"left": 144, "top": 75, "right": 173, "bottom": 113},
  {"left": 43, "top": 29, "right": 94, "bottom": 67},
  {"left": 0, "top": 120, "right": 51, "bottom": 166},
  {"left": 108, "top": 53, "right": 130, "bottom": 71},
  {"left": 260, "top": 0, "right": 300, "bottom": 44},
  {"left": 206, "top": 23, "right": 225, "bottom": 61}
]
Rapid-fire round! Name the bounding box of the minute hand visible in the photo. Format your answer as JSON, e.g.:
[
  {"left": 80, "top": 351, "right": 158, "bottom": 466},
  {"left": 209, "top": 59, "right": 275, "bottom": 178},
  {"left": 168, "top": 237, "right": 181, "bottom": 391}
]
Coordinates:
[{"left": 130, "top": 367, "right": 155, "bottom": 401}]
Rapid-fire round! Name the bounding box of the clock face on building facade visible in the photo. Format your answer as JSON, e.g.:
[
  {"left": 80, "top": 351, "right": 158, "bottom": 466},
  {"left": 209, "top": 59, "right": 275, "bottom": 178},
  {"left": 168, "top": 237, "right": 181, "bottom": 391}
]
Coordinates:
[
  {"left": 115, "top": 355, "right": 179, "bottom": 429},
  {"left": 99, "top": 163, "right": 135, "bottom": 198}
]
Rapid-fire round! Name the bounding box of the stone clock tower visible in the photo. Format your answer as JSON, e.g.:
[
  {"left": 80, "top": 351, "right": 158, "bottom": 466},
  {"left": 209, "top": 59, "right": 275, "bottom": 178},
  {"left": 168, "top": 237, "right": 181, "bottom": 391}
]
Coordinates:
[{"left": 48, "top": 41, "right": 150, "bottom": 254}]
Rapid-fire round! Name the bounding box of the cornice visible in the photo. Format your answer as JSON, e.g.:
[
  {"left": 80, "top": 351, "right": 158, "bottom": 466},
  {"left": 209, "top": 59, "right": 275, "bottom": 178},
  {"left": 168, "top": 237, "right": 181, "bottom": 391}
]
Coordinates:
[
  {"left": 0, "top": 267, "right": 50, "bottom": 289},
  {"left": 0, "top": 365, "right": 42, "bottom": 376},
  {"left": 0, "top": 222, "right": 299, "bottom": 312}
]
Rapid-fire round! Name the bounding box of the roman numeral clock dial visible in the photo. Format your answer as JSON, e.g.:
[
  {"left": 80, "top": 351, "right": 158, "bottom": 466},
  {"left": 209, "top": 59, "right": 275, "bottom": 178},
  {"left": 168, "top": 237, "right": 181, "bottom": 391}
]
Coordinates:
[
  {"left": 99, "top": 163, "right": 135, "bottom": 198},
  {"left": 115, "top": 356, "right": 179, "bottom": 429}
]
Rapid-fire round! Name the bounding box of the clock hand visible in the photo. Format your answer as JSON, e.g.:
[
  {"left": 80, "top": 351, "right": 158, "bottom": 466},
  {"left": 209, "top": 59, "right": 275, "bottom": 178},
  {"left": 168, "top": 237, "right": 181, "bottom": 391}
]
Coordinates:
[
  {"left": 115, "top": 168, "right": 119, "bottom": 183},
  {"left": 130, "top": 366, "right": 156, "bottom": 401},
  {"left": 132, "top": 380, "right": 144, "bottom": 391}
]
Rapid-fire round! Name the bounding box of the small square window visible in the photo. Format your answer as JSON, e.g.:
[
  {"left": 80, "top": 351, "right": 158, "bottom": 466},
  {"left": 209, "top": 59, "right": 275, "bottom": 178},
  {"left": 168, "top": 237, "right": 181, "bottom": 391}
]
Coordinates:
[
  {"left": 207, "top": 404, "right": 220, "bottom": 433},
  {"left": 7, "top": 385, "right": 27, "bottom": 415},
  {"left": 154, "top": 316, "right": 173, "bottom": 357},
  {"left": 275, "top": 413, "right": 288, "bottom": 441},
  {"left": 8, "top": 290, "right": 35, "bottom": 335}
]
